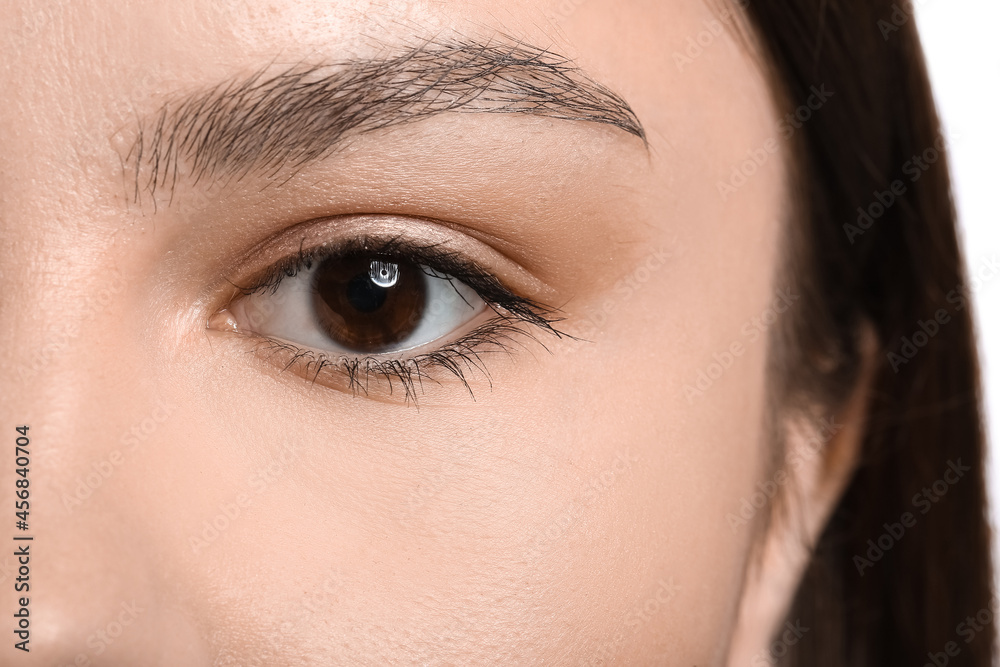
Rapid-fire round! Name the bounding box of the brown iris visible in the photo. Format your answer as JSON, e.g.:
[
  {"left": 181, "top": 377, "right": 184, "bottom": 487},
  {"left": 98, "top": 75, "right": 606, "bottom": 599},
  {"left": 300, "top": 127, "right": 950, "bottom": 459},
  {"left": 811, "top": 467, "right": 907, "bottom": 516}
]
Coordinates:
[{"left": 312, "top": 254, "right": 426, "bottom": 353}]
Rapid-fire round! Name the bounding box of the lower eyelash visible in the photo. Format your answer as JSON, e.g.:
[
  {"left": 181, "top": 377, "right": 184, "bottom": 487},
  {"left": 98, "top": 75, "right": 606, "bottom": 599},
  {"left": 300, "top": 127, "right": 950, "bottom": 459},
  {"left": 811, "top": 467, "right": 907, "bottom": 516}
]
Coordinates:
[{"left": 246, "top": 311, "right": 577, "bottom": 403}]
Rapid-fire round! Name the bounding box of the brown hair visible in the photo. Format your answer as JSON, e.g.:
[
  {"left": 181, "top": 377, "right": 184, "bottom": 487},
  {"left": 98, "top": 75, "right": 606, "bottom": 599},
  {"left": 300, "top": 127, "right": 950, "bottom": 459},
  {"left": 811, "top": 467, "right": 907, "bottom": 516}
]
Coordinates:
[{"left": 740, "top": 1, "right": 995, "bottom": 664}]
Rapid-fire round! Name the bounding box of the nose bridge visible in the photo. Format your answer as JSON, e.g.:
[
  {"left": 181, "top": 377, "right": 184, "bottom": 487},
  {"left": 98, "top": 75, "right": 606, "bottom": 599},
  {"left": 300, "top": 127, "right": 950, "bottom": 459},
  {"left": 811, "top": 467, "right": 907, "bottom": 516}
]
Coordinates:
[
  {"left": 0, "top": 198, "right": 204, "bottom": 665},
  {"left": 0, "top": 267, "right": 140, "bottom": 664}
]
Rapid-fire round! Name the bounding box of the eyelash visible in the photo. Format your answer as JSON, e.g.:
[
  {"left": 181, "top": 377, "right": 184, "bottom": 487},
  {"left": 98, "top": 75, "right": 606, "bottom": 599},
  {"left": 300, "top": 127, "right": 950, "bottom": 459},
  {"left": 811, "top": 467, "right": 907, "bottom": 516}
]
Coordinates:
[{"left": 228, "top": 234, "right": 572, "bottom": 401}]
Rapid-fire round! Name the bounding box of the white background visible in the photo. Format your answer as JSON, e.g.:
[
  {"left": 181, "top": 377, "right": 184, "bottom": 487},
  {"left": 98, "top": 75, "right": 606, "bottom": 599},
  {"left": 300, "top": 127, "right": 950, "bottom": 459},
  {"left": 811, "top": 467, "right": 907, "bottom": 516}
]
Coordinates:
[{"left": 915, "top": 1, "right": 1000, "bottom": 573}]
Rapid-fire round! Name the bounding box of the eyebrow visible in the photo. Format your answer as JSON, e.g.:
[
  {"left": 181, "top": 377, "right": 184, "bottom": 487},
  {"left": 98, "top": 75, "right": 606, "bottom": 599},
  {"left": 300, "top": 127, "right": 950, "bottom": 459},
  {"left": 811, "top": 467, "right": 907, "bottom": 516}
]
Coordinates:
[{"left": 126, "top": 37, "right": 647, "bottom": 204}]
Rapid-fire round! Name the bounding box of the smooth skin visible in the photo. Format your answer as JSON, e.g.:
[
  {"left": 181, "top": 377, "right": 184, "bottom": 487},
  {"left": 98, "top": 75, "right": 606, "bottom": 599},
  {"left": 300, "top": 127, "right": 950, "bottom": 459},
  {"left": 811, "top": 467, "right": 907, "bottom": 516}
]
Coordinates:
[{"left": 0, "top": 1, "right": 870, "bottom": 664}]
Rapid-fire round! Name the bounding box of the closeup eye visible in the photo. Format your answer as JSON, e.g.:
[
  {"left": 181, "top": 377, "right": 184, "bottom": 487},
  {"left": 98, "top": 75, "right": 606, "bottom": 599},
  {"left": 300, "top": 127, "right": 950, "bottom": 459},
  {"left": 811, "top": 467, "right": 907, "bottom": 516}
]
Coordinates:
[
  {"left": 231, "top": 250, "right": 486, "bottom": 355},
  {"left": 213, "top": 232, "right": 569, "bottom": 399}
]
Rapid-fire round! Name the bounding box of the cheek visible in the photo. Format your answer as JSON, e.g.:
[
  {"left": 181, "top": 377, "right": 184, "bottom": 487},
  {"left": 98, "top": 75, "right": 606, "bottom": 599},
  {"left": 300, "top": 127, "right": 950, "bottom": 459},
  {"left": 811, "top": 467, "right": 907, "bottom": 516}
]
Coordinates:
[
  {"left": 102, "top": 305, "right": 767, "bottom": 667},
  {"left": 538, "top": 263, "right": 776, "bottom": 663}
]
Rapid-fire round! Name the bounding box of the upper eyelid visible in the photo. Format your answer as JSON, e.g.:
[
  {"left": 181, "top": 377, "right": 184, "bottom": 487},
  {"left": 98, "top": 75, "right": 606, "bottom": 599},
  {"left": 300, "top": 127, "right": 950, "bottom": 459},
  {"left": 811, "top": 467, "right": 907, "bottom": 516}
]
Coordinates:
[
  {"left": 234, "top": 236, "right": 484, "bottom": 295},
  {"left": 208, "top": 213, "right": 560, "bottom": 311}
]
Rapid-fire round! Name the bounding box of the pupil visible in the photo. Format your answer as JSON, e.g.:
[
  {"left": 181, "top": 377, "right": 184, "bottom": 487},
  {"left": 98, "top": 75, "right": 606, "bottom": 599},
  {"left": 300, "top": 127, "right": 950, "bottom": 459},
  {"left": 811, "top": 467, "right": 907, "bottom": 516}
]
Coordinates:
[
  {"left": 346, "top": 273, "right": 387, "bottom": 313},
  {"left": 312, "top": 254, "right": 426, "bottom": 353}
]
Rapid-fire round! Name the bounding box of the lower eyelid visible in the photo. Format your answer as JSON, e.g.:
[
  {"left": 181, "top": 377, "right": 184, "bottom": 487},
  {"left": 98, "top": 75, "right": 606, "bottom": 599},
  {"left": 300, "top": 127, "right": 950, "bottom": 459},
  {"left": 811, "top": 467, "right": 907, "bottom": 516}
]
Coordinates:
[{"left": 237, "top": 311, "right": 551, "bottom": 403}]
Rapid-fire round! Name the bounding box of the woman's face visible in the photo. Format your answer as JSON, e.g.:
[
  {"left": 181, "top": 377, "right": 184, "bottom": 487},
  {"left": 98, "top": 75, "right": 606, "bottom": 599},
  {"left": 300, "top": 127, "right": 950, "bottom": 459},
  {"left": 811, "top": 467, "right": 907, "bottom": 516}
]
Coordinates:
[{"left": 1, "top": 0, "right": 797, "bottom": 664}]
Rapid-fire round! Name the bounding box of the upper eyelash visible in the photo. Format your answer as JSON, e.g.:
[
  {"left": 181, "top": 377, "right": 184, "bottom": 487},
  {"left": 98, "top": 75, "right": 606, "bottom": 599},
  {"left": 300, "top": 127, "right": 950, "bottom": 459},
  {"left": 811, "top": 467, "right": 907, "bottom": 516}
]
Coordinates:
[
  {"left": 228, "top": 234, "right": 577, "bottom": 401},
  {"left": 233, "top": 234, "right": 567, "bottom": 334}
]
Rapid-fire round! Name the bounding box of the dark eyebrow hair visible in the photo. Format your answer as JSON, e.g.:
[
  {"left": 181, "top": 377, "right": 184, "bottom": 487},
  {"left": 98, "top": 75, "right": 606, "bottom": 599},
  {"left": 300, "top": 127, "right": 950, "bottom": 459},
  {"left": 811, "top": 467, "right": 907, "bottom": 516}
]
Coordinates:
[{"left": 126, "top": 37, "right": 647, "bottom": 204}]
